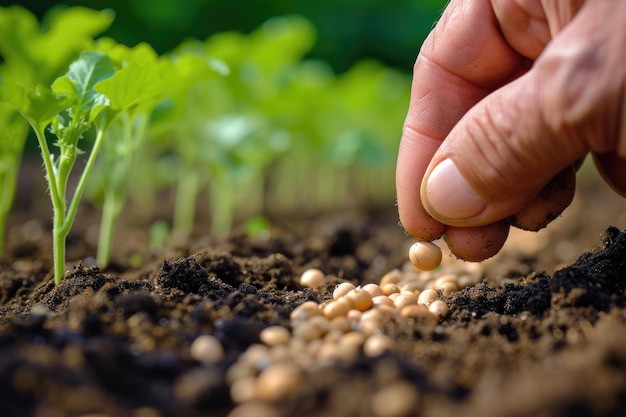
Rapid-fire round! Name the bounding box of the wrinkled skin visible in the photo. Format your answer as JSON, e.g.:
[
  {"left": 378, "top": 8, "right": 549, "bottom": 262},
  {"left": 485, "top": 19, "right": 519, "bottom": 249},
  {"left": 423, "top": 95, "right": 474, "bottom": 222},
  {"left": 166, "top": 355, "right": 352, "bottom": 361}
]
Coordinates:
[{"left": 396, "top": 0, "right": 626, "bottom": 261}]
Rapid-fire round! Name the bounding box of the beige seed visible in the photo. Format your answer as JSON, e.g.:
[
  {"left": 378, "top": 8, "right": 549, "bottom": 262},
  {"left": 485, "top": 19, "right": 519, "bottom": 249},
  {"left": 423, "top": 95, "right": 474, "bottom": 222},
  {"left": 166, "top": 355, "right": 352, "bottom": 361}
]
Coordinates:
[
  {"left": 227, "top": 402, "right": 280, "bottom": 417},
  {"left": 435, "top": 274, "right": 458, "bottom": 286},
  {"left": 371, "top": 381, "right": 418, "bottom": 417},
  {"left": 372, "top": 295, "right": 394, "bottom": 307},
  {"left": 259, "top": 326, "right": 291, "bottom": 346},
  {"left": 393, "top": 293, "right": 418, "bottom": 310},
  {"left": 346, "top": 309, "right": 363, "bottom": 322},
  {"left": 408, "top": 241, "right": 442, "bottom": 271},
  {"left": 290, "top": 301, "right": 321, "bottom": 324},
  {"left": 322, "top": 299, "right": 351, "bottom": 319},
  {"left": 330, "top": 316, "right": 350, "bottom": 333},
  {"left": 255, "top": 363, "right": 302, "bottom": 402},
  {"left": 381, "top": 283, "right": 401, "bottom": 296},
  {"left": 190, "top": 335, "right": 224, "bottom": 365},
  {"left": 362, "top": 283, "right": 385, "bottom": 297},
  {"left": 364, "top": 334, "right": 395, "bottom": 357},
  {"left": 230, "top": 376, "right": 258, "bottom": 403},
  {"left": 379, "top": 269, "right": 403, "bottom": 286},
  {"left": 399, "top": 280, "right": 424, "bottom": 293},
  {"left": 346, "top": 288, "right": 373, "bottom": 311},
  {"left": 333, "top": 282, "right": 356, "bottom": 300},
  {"left": 299, "top": 268, "right": 326, "bottom": 289},
  {"left": 418, "top": 288, "right": 438, "bottom": 306},
  {"left": 428, "top": 299, "right": 450, "bottom": 319},
  {"left": 399, "top": 303, "right": 431, "bottom": 319},
  {"left": 438, "top": 281, "right": 459, "bottom": 296}
]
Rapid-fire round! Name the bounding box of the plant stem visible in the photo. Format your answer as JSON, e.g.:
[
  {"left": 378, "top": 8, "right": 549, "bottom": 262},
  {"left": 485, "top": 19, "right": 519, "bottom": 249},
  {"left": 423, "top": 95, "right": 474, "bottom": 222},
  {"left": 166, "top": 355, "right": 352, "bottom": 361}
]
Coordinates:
[
  {"left": 209, "top": 170, "right": 235, "bottom": 236},
  {"left": 97, "top": 191, "right": 120, "bottom": 267},
  {"left": 173, "top": 165, "right": 199, "bottom": 239}
]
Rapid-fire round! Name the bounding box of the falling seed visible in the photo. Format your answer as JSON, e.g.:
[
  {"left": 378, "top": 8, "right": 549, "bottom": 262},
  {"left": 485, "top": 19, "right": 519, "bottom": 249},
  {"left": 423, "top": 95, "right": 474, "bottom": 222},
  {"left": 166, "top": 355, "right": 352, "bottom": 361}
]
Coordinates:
[
  {"left": 299, "top": 268, "right": 326, "bottom": 289},
  {"left": 190, "top": 335, "right": 225, "bottom": 365},
  {"left": 408, "top": 241, "right": 442, "bottom": 271}
]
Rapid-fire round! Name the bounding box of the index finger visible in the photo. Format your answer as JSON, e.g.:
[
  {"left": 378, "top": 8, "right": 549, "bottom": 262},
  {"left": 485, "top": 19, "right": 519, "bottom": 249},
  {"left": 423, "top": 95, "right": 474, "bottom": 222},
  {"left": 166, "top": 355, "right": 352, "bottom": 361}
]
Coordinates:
[{"left": 396, "top": 0, "right": 529, "bottom": 240}]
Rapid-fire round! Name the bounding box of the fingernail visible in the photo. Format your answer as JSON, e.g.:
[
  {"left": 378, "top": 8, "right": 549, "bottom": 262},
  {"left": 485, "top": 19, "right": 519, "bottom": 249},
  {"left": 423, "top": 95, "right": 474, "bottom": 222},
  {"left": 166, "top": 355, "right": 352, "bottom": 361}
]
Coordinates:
[{"left": 423, "top": 159, "right": 487, "bottom": 220}]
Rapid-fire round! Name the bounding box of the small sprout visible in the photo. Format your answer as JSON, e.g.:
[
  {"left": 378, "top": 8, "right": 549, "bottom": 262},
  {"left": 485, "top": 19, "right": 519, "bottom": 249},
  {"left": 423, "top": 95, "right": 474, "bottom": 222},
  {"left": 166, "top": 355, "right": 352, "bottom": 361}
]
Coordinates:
[
  {"left": 190, "top": 335, "right": 225, "bottom": 365},
  {"left": 408, "top": 241, "right": 442, "bottom": 271},
  {"left": 299, "top": 268, "right": 325, "bottom": 289}
]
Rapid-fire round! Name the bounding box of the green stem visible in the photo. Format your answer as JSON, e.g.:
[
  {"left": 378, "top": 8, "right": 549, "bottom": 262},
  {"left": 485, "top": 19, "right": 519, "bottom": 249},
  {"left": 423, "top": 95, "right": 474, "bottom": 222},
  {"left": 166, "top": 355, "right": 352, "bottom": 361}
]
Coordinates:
[
  {"left": 173, "top": 165, "right": 199, "bottom": 239},
  {"left": 97, "top": 191, "right": 120, "bottom": 267},
  {"left": 209, "top": 170, "right": 235, "bottom": 236}
]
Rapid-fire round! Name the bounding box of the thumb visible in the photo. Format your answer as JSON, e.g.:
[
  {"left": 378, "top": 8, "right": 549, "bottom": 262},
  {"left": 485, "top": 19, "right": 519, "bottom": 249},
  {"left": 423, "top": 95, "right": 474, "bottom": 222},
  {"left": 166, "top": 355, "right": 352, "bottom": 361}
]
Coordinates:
[{"left": 420, "top": 64, "right": 587, "bottom": 228}]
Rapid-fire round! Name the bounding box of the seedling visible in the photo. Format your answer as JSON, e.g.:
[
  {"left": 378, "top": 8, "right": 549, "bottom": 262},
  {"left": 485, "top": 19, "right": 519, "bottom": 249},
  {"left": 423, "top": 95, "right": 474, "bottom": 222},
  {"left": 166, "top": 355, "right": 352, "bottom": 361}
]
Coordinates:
[{"left": 0, "top": 51, "right": 117, "bottom": 284}]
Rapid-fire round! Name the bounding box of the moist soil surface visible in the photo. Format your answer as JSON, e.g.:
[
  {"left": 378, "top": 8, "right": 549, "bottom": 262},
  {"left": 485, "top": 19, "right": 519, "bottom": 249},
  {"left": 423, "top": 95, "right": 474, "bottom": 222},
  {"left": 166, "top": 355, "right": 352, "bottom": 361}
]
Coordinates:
[{"left": 1, "top": 164, "right": 626, "bottom": 417}]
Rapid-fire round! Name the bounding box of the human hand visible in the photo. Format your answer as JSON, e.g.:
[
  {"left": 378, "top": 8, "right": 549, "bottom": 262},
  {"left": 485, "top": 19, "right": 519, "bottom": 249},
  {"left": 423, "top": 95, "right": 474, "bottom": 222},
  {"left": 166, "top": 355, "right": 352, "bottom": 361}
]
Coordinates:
[{"left": 396, "top": 0, "right": 626, "bottom": 262}]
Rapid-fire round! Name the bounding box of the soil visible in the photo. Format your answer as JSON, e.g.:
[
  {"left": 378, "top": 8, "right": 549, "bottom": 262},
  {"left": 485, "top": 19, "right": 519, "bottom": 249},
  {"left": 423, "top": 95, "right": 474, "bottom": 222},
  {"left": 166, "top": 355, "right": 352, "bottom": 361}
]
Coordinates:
[{"left": 1, "top": 160, "right": 626, "bottom": 417}]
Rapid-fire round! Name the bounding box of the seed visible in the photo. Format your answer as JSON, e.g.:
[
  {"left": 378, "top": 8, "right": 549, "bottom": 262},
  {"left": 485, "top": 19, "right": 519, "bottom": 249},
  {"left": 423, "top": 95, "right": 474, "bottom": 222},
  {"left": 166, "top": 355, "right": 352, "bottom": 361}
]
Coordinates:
[
  {"left": 299, "top": 268, "right": 326, "bottom": 289},
  {"left": 227, "top": 402, "right": 280, "bottom": 417},
  {"left": 435, "top": 274, "right": 458, "bottom": 286},
  {"left": 346, "top": 288, "right": 373, "bottom": 311},
  {"left": 362, "top": 283, "right": 384, "bottom": 297},
  {"left": 428, "top": 299, "right": 450, "bottom": 319},
  {"left": 190, "top": 335, "right": 224, "bottom": 365},
  {"left": 364, "top": 334, "right": 395, "bottom": 357},
  {"left": 381, "top": 283, "right": 400, "bottom": 296},
  {"left": 346, "top": 309, "right": 363, "bottom": 322},
  {"left": 457, "top": 273, "right": 478, "bottom": 288},
  {"left": 393, "top": 293, "right": 417, "bottom": 310},
  {"left": 255, "top": 363, "right": 302, "bottom": 402},
  {"left": 418, "top": 288, "right": 438, "bottom": 306},
  {"left": 399, "top": 303, "right": 431, "bottom": 319},
  {"left": 371, "top": 381, "right": 418, "bottom": 417},
  {"left": 437, "top": 281, "right": 459, "bottom": 296},
  {"left": 408, "top": 241, "right": 442, "bottom": 271},
  {"left": 372, "top": 295, "right": 394, "bottom": 307},
  {"left": 230, "top": 376, "right": 258, "bottom": 403},
  {"left": 330, "top": 316, "right": 350, "bottom": 333},
  {"left": 259, "top": 326, "right": 291, "bottom": 346},
  {"left": 399, "top": 280, "right": 423, "bottom": 293},
  {"left": 322, "top": 299, "right": 351, "bottom": 319},
  {"left": 380, "top": 269, "right": 403, "bottom": 286},
  {"left": 290, "top": 301, "right": 321, "bottom": 324},
  {"left": 333, "top": 282, "right": 356, "bottom": 300}
]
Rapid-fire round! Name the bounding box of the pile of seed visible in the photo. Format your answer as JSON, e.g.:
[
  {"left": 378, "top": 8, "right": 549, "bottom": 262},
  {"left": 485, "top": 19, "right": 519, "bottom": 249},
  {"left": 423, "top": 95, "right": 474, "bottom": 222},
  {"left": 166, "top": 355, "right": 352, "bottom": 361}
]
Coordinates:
[{"left": 189, "top": 241, "right": 482, "bottom": 416}]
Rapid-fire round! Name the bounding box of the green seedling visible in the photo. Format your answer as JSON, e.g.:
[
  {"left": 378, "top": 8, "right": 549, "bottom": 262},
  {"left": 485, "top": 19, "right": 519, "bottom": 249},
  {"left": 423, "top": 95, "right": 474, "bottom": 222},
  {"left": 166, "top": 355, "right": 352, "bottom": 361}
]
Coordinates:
[
  {"left": 0, "top": 5, "right": 113, "bottom": 256},
  {"left": 0, "top": 51, "right": 117, "bottom": 284}
]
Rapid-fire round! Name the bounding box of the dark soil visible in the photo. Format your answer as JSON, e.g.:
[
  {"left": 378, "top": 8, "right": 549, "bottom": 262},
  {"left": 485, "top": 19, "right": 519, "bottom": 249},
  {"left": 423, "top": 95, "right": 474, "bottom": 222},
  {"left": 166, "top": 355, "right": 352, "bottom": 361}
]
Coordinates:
[{"left": 1, "top": 163, "right": 626, "bottom": 417}]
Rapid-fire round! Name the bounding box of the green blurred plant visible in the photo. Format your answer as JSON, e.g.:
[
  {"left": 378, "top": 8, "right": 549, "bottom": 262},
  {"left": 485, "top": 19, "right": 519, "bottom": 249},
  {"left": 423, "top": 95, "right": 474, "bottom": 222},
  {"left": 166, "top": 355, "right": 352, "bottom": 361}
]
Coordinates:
[{"left": 0, "top": 5, "right": 113, "bottom": 256}]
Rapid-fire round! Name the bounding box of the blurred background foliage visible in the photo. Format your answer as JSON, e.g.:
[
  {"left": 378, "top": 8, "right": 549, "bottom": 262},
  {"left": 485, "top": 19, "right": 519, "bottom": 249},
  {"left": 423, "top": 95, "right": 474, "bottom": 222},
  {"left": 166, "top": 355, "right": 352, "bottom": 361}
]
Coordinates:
[{"left": 13, "top": 0, "right": 446, "bottom": 73}]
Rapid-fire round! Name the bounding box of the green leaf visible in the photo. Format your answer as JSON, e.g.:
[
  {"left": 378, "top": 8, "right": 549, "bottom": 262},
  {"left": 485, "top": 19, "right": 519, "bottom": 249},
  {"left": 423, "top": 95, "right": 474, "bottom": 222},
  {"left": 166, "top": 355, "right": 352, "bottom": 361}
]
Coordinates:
[
  {"left": 95, "top": 55, "right": 163, "bottom": 112},
  {"left": 0, "top": 83, "right": 72, "bottom": 129},
  {"left": 52, "top": 50, "right": 115, "bottom": 124}
]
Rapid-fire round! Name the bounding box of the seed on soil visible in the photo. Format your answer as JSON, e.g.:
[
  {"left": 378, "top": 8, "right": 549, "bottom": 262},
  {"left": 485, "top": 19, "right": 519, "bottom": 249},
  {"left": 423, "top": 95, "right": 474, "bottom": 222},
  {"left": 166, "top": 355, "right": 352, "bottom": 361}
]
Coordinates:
[
  {"left": 372, "top": 295, "right": 394, "bottom": 307},
  {"left": 230, "top": 375, "right": 258, "bottom": 403},
  {"left": 437, "top": 281, "right": 459, "bottom": 296},
  {"left": 346, "top": 288, "right": 373, "bottom": 311},
  {"left": 381, "top": 283, "right": 401, "bottom": 296},
  {"left": 290, "top": 301, "right": 322, "bottom": 324},
  {"left": 227, "top": 402, "right": 280, "bottom": 417},
  {"left": 418, "top": 288, "right": 438, "bottom": 306},
  {"left": 393, "top": 293, "right": 417, "bottom": 310},
  {"left": 323, "top": 298, "right": 352, "bottom": 319},
  {"left": 408, "top": 241, "right": 442, "bottom": 271},
  {"left": 190, "top": 335, "right": 225, "bottom": 365},
  {"left": 379, "top": 269, "right": 403, "bottom": 286},
  {"left": 299, "top": 268, "right": 326, "bottom": 289},
  {"left": 255, "top": 362, "right": 302, "bottom": 402},
  {"left": 371, "top": 381, "right": 418, "bottom": 417},
  {"left": 333, "top": 282, "right": 357, "bottom": 299},
  {"left": 364, "top": 334, "right": 395, "bottom": 357},
  {"left": 362, "top": 283, "right": 385, "bottom": 297},
  {"left": 260, "top": 326, "right": 291, "bottom": 346},
  {"left": 400, "top": 303, "right": 431, "bottom": 319},
  {"left": 428, "top": 299, "right": 450, "bottom": 319}
]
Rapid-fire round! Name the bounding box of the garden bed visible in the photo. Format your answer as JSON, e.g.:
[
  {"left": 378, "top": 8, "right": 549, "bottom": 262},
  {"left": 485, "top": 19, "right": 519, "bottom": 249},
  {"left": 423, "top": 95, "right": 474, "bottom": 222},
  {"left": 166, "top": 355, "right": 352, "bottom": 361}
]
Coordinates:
[{"left": 1, "top": 164, "right": 626, "bottom": 417}]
